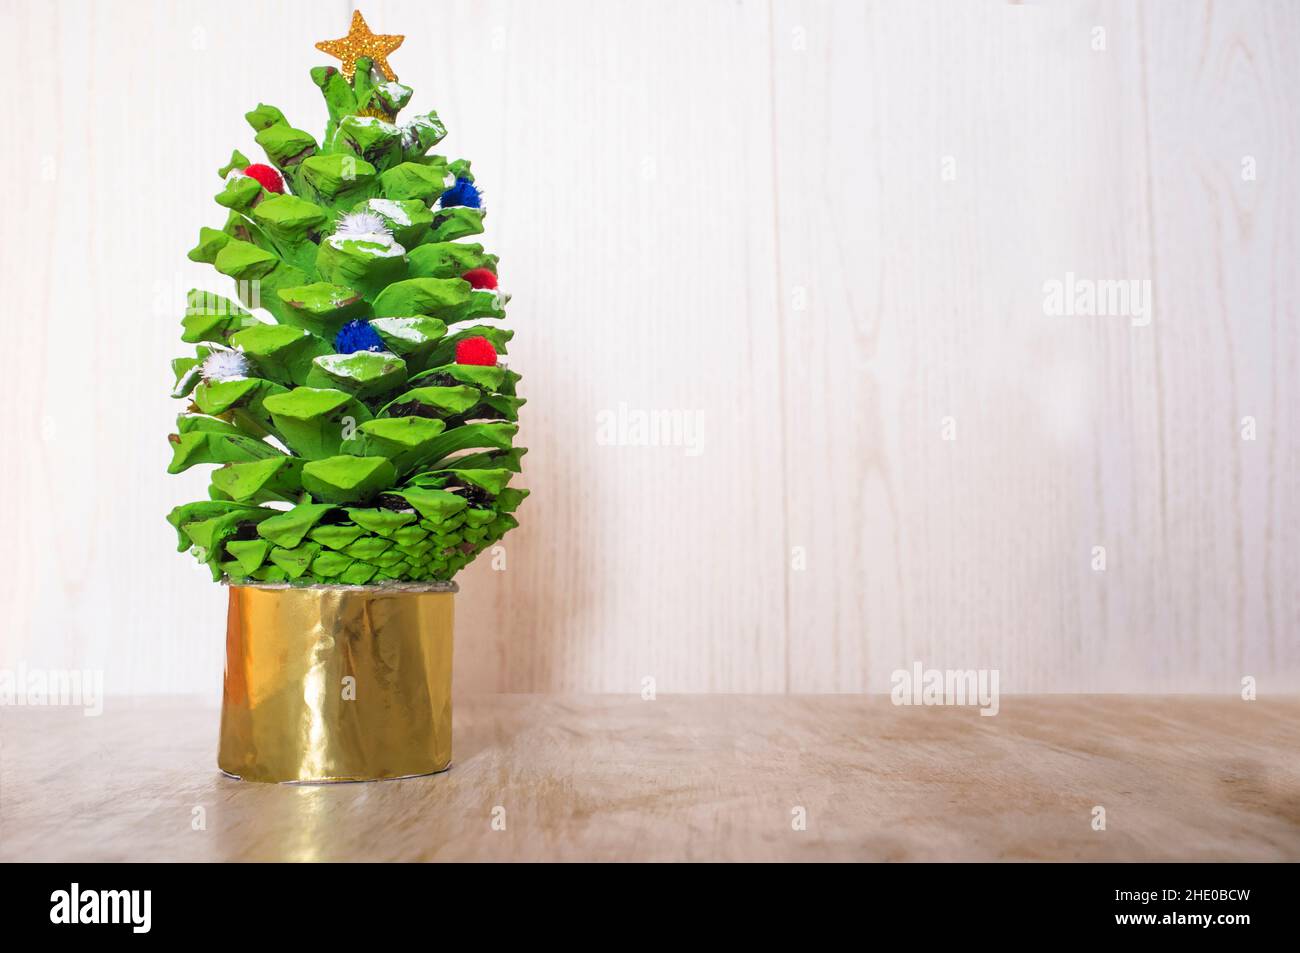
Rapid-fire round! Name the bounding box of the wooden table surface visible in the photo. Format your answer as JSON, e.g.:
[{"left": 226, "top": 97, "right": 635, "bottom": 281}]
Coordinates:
[{"left": 1, "top": 695, "right": 1297, "bottom": 862}]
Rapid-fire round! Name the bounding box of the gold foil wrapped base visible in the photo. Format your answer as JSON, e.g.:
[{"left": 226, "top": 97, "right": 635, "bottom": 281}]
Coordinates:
[{"left": 218, "top": 583, "right": 455, "bottom": 783}]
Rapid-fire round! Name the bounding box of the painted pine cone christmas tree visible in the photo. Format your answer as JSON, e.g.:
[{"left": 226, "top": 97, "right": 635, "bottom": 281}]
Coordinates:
[{"left": 167, "top": 24, "right": 525, "bottom": 586}]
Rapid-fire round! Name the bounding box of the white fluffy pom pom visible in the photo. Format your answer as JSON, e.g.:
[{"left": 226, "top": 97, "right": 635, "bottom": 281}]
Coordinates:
[
  {"left": 335, "top": 211, "right": 392, "bottom": 242},
  {"left": 200, "top": 348, "right": 250, "bottom": 382}
]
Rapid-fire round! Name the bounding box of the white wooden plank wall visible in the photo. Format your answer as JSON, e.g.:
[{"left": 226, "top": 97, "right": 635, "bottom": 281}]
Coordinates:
[{"left": 1, "top": 0, "right": 1295, "bottom": 697}]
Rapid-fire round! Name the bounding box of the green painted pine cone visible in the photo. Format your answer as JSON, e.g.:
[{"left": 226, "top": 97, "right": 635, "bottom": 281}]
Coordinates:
[{"left": 167, "top": 56, "right": 525, "bottom": 585}]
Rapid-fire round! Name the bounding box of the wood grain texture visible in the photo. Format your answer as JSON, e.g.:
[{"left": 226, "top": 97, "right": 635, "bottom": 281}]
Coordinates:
[
  {"left": 771, "top": 0, "right": 1300, "bottom": 693},
  {"left": 0, "top": 1, "right": 1296, "bottom": 695},
  {"left": 2, "top": 695, "right": 1298, "bottom": 861}
]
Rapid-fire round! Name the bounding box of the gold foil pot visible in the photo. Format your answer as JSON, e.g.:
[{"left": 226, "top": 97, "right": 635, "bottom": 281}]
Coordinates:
[{"left": 218, "top": 583, "right": 455, "bottom": 783}]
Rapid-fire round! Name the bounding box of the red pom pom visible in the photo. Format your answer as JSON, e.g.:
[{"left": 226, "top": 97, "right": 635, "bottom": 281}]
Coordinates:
[
  {"left": 456, "top": 336, "right": 497, "bottom": 366},
  {"left": 242, "top": 163, "right": 284, "bottom": 194},
  {"left": 462, "top": 268, "right": 498, "bottom": 290}
]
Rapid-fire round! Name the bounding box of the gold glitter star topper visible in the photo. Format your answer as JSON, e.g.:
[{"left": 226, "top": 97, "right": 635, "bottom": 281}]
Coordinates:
[{"left": 315, "top": 10, "right": 404, "bottom": 81}]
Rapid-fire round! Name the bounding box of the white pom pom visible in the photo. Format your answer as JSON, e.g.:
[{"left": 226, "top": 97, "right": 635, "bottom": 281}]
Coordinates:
[
  {"left": 335, "top": 211, "right": 392, "bottom": 242},
  {"left": 201, "top": 348, "right": 250, "bottom": 382}
]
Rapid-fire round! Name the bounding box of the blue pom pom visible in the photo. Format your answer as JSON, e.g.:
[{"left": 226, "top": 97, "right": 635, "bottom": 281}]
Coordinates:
[
  {"left": 439, "top": 177, "right": 482, "bottom": 209},
  {"left": 335, "top": 319, "right": 385, "bottom": 354}
]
